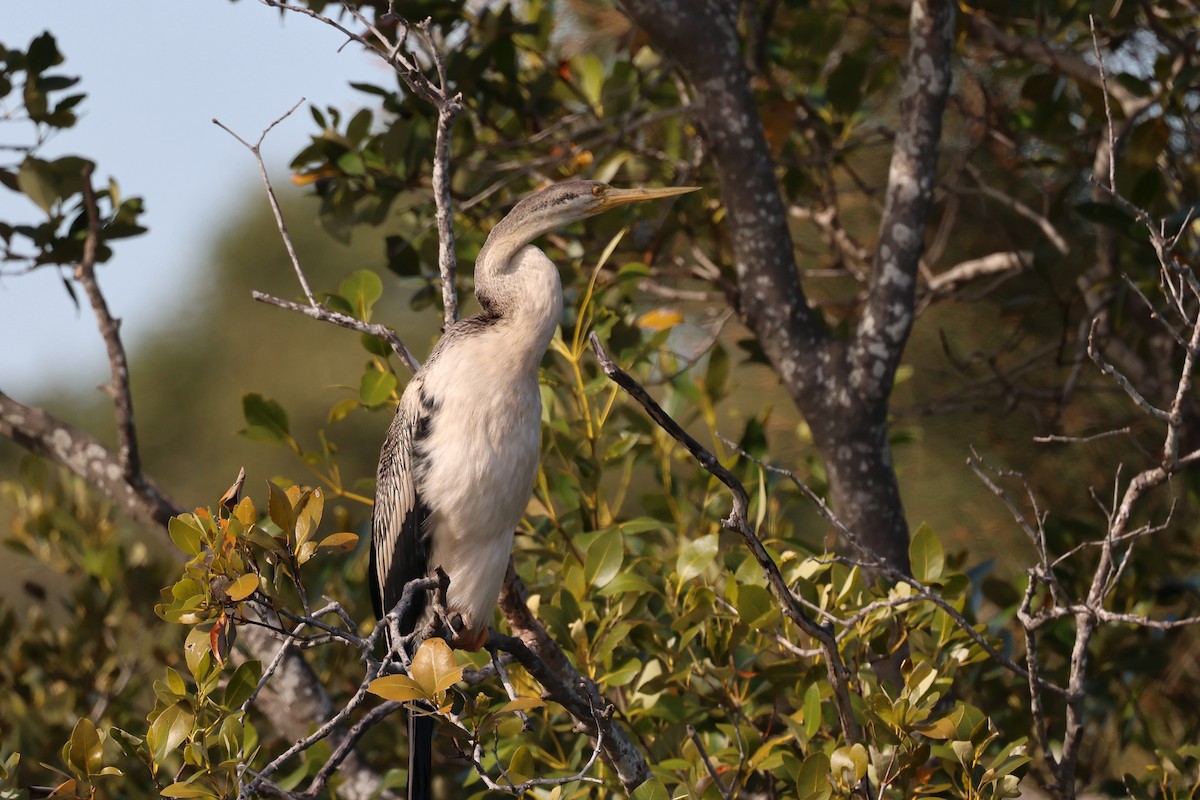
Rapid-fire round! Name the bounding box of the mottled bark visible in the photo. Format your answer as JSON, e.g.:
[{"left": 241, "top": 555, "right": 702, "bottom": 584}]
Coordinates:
[{"left": 617, "top": 0, "right": 956, "bottom": 573}]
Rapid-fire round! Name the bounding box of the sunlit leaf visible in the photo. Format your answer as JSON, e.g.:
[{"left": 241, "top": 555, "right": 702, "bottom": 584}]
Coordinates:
[
  {"left": 148, "top": 703, "right": 193, "bottom": 765},
  {"left": 293, "top": 488, "right": 324, "bottom": 546},
  {"left": 266, "top": 481, "right": 295, "bottom": 535},
  {"left": 410, "top": 637, "right": 463, "bottom": 696},
  {"left": 360, "top": 369, "right": 398, "bottom": 407},
  {"left": 676, "top": 533, "right": 719, "bottom": 583},
  {"left": 339, "top": 269, "right": 383, "bottom": 321},
  {"left": 161, "top": 782, "right": 219, "bottom": 798},
  {"left": 909, "top": 523, "right": 944, "bottom": 583},
  {"left": 368, "top": 674, "right": 426, "bottom": 703},
  {"left": 317, "top": 532, "right": 359, "bottom": 552},
  {"left": 584, "top": 527, "right": 624, "bottom": 588},
  {"left": 168, "top": 516, "right": 204, "bottom": 558},
  {"left": 635, "top": 307, "right": 683, "bottom": 331},
  {"left": 226, "top": 573, "right": 259, "bottom": 602},
  {"left": 67, "top": 718, "right": 103, "bottom": 777}
]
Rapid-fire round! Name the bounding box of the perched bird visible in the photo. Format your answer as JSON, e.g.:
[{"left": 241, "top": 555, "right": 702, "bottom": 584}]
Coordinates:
[{"left": 369, "top": 179, "right": 696, "bottom": 800}]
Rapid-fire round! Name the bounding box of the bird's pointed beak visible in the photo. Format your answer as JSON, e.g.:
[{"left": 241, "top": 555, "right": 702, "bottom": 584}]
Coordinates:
[{"left": 593, "top": 185, "right": 700, "bottom": 212}]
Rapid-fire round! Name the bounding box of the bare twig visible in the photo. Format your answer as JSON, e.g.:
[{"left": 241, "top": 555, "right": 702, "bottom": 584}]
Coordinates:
[
  {"left": 213, "top": 101, "right": 314, "bottom": 305},
  {"left": 73, "top": 164, "right": 142, "bottom": 480},
  {"left": 687, "top": 725, "right": 733, "bottom": 800},
  {"left": 252, "top": 290, "right": 420, "bottom": 374}
]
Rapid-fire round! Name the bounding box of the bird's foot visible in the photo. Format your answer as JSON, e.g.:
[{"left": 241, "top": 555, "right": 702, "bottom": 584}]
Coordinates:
[{"left": 445, "top": 611, "right": 489, "bottom": 651}]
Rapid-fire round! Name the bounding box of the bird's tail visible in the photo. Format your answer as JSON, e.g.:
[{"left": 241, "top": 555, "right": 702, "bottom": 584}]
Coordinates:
[{"left": 408, "top": 710, "right": 435, "bottom": 800}]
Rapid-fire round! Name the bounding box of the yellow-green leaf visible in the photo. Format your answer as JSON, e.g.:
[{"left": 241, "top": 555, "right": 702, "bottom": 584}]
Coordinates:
[
  {"left": 294, "top": 488, "right": 324, "bottom": 546},
  {"left": 584, "top": 527, "right": 624, "bottom": 588},
  {"left": 499, "top": 696, "right": 545, "bottom": 714},
  {"left": 168, "top": 516, "right": 204, "bottom": 557},
  {"left": 410, "top": 637, "right": 463, "bottom": 696},
  {"left": 360, "top": 370, "right": 398, "bottom": 407},
  {"left": 909, "top": 522, "right": 944, "bottom": 583},
  {"left": 796, "top": 751, "right": 832, "bottom": 800},
  {"left": 68, "top": 717, "right": 103, "bottom": 777},
  {"left": 226, "top": 573, "right": 259, "bottom": 602},
  {"left": 368, "top": 674, "right": 426, "bottom": 703},
  {"left": 148, "top": 702, "right": 193, "bottom": 765},
  {"left": 630, "top": 780, "right": 669, "bottom": 800},
  {"left": 507, "top": 745, "right": 534, "bottom": 784},
  {"left": 317, "top": 532, "right": 359, "bottom": 552},
  {"left": 161, "top": 782, "right": 219, "bottom": 798},
  {"left": 266, "top": 481, "right": 295, "bottom": 535},
  {"left": 635, "top": 307, "right": 684, "bottom": 331}
]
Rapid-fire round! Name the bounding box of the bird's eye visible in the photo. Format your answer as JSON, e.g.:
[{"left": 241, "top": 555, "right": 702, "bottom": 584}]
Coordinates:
[{"left": 591, "top": 184, "right": 606, "bottom": 197}]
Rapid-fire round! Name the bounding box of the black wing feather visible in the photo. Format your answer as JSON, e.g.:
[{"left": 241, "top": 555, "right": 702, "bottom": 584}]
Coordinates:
[{"left": 370, "top": 382, "right": 436, "bottom": 636}]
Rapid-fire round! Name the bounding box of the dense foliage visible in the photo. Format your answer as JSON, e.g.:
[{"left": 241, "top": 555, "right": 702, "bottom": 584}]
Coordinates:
[{"left": 2, "top": 2, "right": 1199, "bottom": 799}]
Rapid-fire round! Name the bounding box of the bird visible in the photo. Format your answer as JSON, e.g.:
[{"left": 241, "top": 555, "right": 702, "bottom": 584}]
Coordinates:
[{"left": 368, "top": 179, "right": 697, "bottom": 800}]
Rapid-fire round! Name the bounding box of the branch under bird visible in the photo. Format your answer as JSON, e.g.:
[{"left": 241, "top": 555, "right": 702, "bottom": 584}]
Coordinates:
[{"left": 368, "top": 179, "right": 698, "bottom": 800}]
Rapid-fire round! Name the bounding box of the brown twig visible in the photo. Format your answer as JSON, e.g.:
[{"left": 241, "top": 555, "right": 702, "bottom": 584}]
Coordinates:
[{"left": 73, "top": 164, "right": 141, "bottom": 480}]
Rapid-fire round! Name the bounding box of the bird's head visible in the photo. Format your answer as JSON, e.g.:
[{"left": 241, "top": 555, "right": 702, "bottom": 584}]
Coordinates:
[{"left": 502, "top": 180, "right": 699, "bottom": 239}]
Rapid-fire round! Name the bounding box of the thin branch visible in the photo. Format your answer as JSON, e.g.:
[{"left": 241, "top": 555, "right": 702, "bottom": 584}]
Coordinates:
[
  {"left": 925, "top": 250, "right": 1030, "bottom": 294},
  {"left": 213, "top": 101, "right": 315, "bottom": 305},
  {"left": 251, "top": 291, "right": 420, "bottom": 374},
  {"left": 687, "top": 725, "right": 733, "bottom": 800},
  {"left": 73, "top": 164, "right": 142, "bottom": 480}
]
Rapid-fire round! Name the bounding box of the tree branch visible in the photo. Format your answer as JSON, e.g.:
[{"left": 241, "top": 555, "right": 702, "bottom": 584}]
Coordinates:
[
  {"left": 853, "top": 0, "right": 955, "bottom": 401},
  {"left": 73, "top": 164, "right": 142, "bottom": 480}
]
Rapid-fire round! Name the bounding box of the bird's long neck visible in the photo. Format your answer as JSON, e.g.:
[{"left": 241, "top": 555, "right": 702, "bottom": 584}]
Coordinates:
[{"left": 473, "top": 223, "right": 563, "bottom": 369}]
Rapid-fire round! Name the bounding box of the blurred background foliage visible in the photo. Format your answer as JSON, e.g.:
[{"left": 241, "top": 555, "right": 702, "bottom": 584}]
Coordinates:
[{"left": 2, "top": 0, "right": 1199, "bottom": 797}]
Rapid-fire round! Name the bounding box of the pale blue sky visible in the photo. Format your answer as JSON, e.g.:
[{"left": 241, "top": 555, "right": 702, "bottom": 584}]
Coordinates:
[{"left": 0, "top": 1, "right": 377, "bottom": 396}]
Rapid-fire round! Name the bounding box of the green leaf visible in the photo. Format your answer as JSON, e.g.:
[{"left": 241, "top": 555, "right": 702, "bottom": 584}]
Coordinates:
[
  {"left": 802, "top": 682, "right": 823, "bottom": 741},
  {"left": 734, "top": 583, "right": 778, "bottom": 629},
  {"left": 148, "top": 703, "right": 193, "bottom": 765},
  {"left": 17, "top": 157, "right": 60, "bottom": 213},
  {"left": 241, "top": 393, "right": 290, "bottom": 444},
  {"left": 507, "top": 745, "right": 534, "bottom": 784},
  {"left": 68, "top": 718, "right": 103, "bottom": 777},
  {"left": 339, "top": 269, "right": 383, "bottom": 321},
  {"left": 831, "top": 743, "right": 868, "bottom": 784},
  {"left": 161, "top": 782, "right": 219, "bottom": 798},
  {"left": 676, "top": 533, "right": 719, "bottom": 583},
  {"left": 909, "top": 522, "right": 944, "bottom": 583},
  {"left": 796, "top": 751, "right": 833, "bottom": 800},
  {"left": 223, "top": 660, "right": 262, "bottom": 710},
  {"left": 360, "top": 370, "right": 398, "bottom": 407},
  {"left": 574, "top": 54, "right": 606, "bottom": 111},
  {"left": 168, "top": 515, "right": 204, "bottom": 557},
  {"left": 584, "top": 527, "right": 624, "bottom": 588},
  {"left": 630, "top": 779, "right": 670, "bottom": 800},
  {"left": 266, "top": 481, "right": 295, "bottom": 535}
]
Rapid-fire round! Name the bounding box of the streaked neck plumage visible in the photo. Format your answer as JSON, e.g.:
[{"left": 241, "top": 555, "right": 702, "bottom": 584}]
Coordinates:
[{"left": 473, "top": 214, "right": 564, "bottom": 373}]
